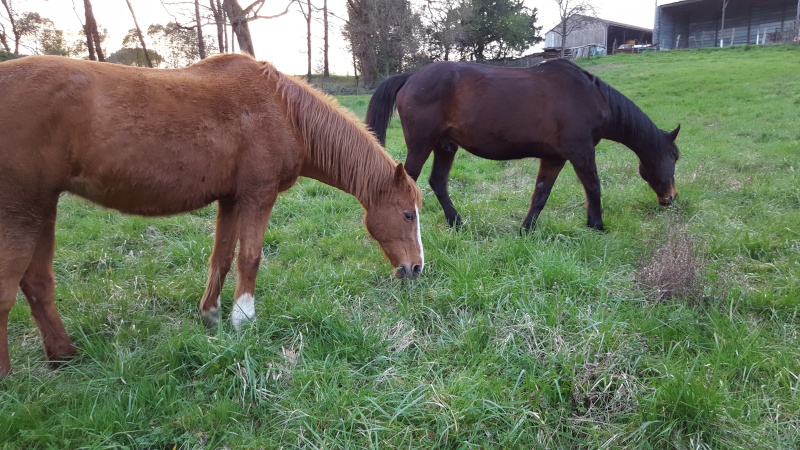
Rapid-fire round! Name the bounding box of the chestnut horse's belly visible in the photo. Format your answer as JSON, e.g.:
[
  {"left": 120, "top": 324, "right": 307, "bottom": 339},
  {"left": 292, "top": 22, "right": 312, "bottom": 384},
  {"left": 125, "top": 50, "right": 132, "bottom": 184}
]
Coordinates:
[{"left": 66, "top": 170, "right": 230, "bottom": 216}]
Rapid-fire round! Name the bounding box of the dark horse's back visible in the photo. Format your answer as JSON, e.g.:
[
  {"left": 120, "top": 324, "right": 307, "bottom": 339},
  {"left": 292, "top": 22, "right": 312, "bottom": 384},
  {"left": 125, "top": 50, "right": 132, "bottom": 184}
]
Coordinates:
[{"left": 367, "top": 59, "right": 611, "bottom": 161}]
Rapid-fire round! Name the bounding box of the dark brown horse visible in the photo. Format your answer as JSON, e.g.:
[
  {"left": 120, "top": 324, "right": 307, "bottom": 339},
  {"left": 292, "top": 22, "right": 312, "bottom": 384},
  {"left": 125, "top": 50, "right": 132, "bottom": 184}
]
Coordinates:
[
  {"left": 366, "top": 58, "right": 680, "bottom": 232},
  {"left": 0, "top": 54, "right": 424, "bottom": 377}
]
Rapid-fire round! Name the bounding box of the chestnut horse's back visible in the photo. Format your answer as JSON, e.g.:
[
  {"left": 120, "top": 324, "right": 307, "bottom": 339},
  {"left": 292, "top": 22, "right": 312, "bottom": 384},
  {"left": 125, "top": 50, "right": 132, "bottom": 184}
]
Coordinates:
[{"left": 0, "top": 55, "right": 302, "bottom": 216}]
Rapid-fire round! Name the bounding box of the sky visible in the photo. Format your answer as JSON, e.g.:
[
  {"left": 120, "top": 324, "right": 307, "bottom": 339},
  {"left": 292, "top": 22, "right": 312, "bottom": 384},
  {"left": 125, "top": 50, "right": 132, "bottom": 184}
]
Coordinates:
[{"left": 13, "top": 0, "right": 680, "bottom": 75}]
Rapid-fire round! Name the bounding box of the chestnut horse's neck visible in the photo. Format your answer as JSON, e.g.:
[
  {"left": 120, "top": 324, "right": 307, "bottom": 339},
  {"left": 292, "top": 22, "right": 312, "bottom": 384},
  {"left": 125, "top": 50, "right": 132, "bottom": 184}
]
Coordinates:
[{"left": 272, "top": 69, "right": 397, "bottom": 207}]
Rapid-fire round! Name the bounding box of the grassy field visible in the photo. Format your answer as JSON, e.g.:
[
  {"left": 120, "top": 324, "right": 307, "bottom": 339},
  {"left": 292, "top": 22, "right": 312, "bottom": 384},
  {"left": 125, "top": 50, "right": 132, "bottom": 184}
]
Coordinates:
[{"left": 1, "top": 45, "right": 798, "bottom": 449}]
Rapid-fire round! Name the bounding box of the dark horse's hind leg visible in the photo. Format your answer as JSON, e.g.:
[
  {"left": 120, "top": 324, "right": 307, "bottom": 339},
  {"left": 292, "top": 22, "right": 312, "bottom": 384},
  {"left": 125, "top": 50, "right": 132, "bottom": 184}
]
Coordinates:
[
  {"left": 19, "top": 203, "right": 76, "bottom": 365},
  {"left": 521, "top": 158, "right": 566, "bottom": 233},
  {"left": 429, "top": 144, "right": 462, "bottom": 229}
]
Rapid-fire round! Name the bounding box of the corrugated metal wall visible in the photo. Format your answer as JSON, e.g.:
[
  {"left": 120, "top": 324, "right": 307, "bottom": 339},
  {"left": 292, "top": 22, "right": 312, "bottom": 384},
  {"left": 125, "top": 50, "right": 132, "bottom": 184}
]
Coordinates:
[{"left": 657, "top": 0, "right": 800, "bottom": 49}]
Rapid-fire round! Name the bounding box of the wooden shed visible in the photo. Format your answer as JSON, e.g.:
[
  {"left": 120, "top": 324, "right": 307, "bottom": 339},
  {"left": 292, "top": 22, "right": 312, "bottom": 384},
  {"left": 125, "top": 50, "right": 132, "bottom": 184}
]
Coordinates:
[
  {"left": 544, "top": 15, "right": 653, "bottom": 58},
  {"left": 655, "top": 0, "right": 800, "bottom": 49}
]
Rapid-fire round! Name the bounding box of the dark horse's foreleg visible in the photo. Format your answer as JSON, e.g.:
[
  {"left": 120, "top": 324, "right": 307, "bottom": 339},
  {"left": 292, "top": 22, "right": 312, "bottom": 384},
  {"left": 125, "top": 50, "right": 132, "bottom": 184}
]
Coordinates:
[
  {"left": 429, "top": 144, "right": 462, "bottom": 229},
  {"left": 199, "top": 198, "right": 239, "bottom": 327},
  {"left": 521, "top": 158, "right": 567, "bottom": 233},
  {"left": 570, "top": 151, "right": 605, "bottom": 231}
]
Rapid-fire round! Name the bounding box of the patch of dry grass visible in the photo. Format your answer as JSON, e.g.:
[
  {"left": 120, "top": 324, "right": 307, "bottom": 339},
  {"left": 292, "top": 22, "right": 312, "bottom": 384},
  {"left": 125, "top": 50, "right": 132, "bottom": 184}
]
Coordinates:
[{"left": 636, "top": 220, "right": 704, "bottom": 302}]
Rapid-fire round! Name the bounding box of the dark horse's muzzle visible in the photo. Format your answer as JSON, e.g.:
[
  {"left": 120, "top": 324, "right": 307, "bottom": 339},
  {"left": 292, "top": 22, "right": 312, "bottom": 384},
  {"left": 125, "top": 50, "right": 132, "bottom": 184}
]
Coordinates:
[{"left": 658, "top": 185, "right": 678, "bottom": 206}]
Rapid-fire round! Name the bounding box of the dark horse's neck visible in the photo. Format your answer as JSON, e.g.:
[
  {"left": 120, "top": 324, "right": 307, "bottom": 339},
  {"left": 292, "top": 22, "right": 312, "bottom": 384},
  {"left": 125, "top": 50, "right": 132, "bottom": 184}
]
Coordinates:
[{"left": 593, "top": 76, "right": 664, "bottom": 158}]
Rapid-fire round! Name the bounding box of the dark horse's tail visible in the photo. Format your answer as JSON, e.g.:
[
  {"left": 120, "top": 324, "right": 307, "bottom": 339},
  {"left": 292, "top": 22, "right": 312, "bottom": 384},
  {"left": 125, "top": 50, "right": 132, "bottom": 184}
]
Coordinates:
[{"left": 365, "top": 73, "right": 413, "bottom": 145}]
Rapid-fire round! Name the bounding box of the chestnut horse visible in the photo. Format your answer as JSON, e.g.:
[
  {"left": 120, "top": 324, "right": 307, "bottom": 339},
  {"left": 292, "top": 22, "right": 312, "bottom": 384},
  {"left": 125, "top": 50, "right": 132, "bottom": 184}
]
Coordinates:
[
  {"left": 0, "top": 54, "right": 424, "bottom": 377},
  {"left": 366, "top": 59, "right": 680, "bottom": 232}
]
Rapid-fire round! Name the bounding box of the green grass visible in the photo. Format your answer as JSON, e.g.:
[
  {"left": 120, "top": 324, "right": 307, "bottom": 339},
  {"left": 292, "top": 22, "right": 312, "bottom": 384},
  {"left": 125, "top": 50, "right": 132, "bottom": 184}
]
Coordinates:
[{"left": 2, "top": 45, "right": 799, "bottom": 449}]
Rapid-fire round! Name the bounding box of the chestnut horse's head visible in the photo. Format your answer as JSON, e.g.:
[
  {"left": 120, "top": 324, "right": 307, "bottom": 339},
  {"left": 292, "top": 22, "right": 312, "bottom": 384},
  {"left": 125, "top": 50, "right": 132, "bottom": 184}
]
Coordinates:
[
  {"left": 363, "top": 164, "right": 424, "bottom": 279},
  {"left": 639, "top": 124, "right": 681, "bottom": 206}
]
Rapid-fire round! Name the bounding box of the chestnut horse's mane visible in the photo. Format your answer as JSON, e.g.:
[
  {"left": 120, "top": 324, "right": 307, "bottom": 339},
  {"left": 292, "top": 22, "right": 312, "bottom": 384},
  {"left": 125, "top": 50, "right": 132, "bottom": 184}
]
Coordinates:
[{"left": 259, "top": 60, "right": 410, "bottom": 207}]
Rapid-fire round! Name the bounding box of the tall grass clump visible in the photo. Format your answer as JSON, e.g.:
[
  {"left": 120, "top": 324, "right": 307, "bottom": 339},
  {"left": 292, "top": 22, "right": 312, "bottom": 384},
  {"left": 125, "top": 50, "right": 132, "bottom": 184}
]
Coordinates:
[{"left": 636, "top": 216, "right": 704, "bottom": 302}]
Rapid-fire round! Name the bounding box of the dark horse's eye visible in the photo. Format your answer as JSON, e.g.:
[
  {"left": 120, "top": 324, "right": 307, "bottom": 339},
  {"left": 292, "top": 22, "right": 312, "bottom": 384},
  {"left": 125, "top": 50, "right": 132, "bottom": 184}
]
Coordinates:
[{"left": 404, "top": 211, "right": 414, "bottom": 221}]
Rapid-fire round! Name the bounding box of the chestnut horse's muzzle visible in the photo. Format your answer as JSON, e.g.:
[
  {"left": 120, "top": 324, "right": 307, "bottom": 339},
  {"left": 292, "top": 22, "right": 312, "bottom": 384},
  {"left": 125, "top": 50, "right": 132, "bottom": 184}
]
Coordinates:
[{"left": 395, "top": 263, "right": 423, "bottom": 280}]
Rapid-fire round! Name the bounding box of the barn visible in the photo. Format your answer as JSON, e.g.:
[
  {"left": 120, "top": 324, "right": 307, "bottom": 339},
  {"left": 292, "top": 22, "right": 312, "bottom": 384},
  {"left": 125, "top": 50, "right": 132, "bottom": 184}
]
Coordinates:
[
  {"left": 655, "top": 0, "right": 800, "bottom": 49},
  {"left": 544, "top": 15, "right": 654, "bottom": 58}
]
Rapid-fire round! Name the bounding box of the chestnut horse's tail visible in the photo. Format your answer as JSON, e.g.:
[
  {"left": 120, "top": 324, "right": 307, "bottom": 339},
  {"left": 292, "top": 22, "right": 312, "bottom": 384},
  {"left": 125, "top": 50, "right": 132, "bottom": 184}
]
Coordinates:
[{"left": 365, "top": 73, "right": 412, "bottom": 145}]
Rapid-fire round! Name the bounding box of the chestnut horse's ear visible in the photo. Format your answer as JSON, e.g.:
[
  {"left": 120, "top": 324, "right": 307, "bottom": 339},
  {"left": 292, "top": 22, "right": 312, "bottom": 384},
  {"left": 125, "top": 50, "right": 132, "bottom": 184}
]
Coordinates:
[
  {"left": 668, "top": 124, "right": 681, "bottom": 141},
  {"left": 394, "top": 163, "right": 407, "bottom": 184}
]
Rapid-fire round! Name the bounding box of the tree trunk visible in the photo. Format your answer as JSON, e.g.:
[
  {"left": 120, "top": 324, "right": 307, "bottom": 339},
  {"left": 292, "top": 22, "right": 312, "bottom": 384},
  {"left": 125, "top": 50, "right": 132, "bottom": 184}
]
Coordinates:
[
  {"left": 83, "top": 0, "right": 104, "bottom": 61},
  {"left": 0, "top": 26, "right": 9, "bottom": 52},
  {"left": 125, "top": 0, "right": 153, "bottom": 67},
  {"left": 210, "top": 0, "right": 226, "bottom": 52},
  {"left": 223, "top": 0, "right": 254, "bottom": 55},
  {"left": 323, "top": 0, "right": 329, "bottom": 79},
  {"left": 1, "top": 0, "right": 20, "bottom": 54},
  {"left": 306, "top": 0, "right": 312, "bottom": 81},
  {"left": 195, "top": 0, "right": 207, "bottom": 59}
]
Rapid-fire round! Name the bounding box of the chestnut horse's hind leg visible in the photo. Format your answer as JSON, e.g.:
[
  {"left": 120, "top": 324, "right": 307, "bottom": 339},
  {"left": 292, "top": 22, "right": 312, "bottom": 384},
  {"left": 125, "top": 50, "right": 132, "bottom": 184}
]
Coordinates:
[
  {"left": 521, "top": 158, "right": 567, "bottom": 233},
  {"left": 230, "top": 192, "right": 277, "bottom": 331},
  {"left": 199, "top": 199, "right": 240, "bottom": 327},
  {"left": 18, "top": 206, "right": 76, "bottom": 365},
  {"left": 429, "top": 144, "right": 462, "bottom": 229}
]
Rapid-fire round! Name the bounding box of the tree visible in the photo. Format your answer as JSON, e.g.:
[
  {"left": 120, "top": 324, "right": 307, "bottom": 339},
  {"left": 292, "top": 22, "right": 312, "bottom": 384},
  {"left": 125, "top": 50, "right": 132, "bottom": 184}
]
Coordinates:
[
  {"left": 125, "top": 0, "right": 153, "bottom": 67},
  {"left": 83, "top": 0, "right": 104, "bottom": 61},
  {"left": 12, "top": 12, "right": 69, "bottom": 56},
  {"left": 222, "top": 0, "right": 294, "bottom": 56},
  {"left": 419, "top": 0, "right": 465, "bottom": 61},
  {"left": 344, "top": 0, "right": 422, "bottom": 88},
  {"left": 297, "top": 0, "right": 312, "bottom": 81},
  {"left": 551, "top": 0, "right": 597, "bottom": 57},
  {"left": 457, "top": 0, "right": 542, "bottom": 61},
  {"left": 1, "top": 0, "right": 20, "bottom": 53},
  {"left": 194, "top": 0, "right": 207, "bottom": 58},
  {"left": 107, "top": 47, "right": 163, "bottom": 66},
  {"left": 148, "top": 22, "right": 217, "bottom": 67},
  {"left": 322, "top": 0, "right": 329, "bottom": 78}
]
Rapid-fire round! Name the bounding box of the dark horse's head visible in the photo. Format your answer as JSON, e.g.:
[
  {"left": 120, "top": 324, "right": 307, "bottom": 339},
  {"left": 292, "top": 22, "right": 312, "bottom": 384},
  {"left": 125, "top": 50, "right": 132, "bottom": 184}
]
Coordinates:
[{"left": 639, "top": 125, "right": 681, "bottom": 206}]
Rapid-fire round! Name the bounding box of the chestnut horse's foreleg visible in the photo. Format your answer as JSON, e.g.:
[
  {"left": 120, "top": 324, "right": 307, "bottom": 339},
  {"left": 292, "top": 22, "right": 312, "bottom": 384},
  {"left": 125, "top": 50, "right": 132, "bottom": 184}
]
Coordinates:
[
  {"left": 429, "top": 144, "right": 462, "bottom": 229},
  {"left": 521, "top": 158, "right": 567, "bottom": 233},
  {"left": 570, "top": 151, "right": 605, "bottom": 231},
  {"left": 19, "top": 206, "right": 76, "bottom": 365},
  {"left": 230, "top": 193, "right": 277, "bottom": 331},
  {"left": 199, "top": 198, "right": 239, "bottom": 327},
  {"left": 0, "top": 222, "right": 39, "bottom": 377}
]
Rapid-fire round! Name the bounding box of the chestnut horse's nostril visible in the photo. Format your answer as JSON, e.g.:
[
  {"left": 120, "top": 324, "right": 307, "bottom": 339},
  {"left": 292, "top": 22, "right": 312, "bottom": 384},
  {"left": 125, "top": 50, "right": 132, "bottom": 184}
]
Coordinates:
[
  {"left": 395, "top": 264, "right": 409, "bottom": 279},
  {"left": 395, "top": 264, "right": 422, "bottom": 279}
]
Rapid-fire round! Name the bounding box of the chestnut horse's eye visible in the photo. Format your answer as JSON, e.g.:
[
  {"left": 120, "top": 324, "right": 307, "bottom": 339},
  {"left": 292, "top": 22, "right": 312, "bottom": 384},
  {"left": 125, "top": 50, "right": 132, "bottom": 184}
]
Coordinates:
[{"left": 404, "top": 211, "right": 414, "bottom": 221}]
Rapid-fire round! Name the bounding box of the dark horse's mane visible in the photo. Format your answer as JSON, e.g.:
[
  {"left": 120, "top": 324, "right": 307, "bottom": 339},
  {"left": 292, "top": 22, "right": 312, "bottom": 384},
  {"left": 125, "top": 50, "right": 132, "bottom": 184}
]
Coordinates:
[{"left": 575, "top": 63, "right": 678, "bottom": 159}]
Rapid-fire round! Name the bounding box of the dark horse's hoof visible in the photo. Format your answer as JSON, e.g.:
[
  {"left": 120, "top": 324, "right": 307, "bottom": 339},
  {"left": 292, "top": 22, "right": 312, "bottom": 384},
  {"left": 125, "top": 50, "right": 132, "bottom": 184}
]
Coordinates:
[
  {"left": 588, "top": 223, "right": 605, "bottom": 232},
  {"left": 447, "top": 215, "right": 464, "bottom": 230}
]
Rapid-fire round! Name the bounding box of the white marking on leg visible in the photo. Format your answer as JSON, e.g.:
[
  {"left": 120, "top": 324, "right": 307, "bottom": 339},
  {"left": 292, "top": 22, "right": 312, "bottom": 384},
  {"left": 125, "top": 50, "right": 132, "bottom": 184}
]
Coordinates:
[
  {"left": 415, "top": 206, "right": 424, "bottom": 269},
  {"left": 231, "top": 293, "right": 255, "bottom": 331}
]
